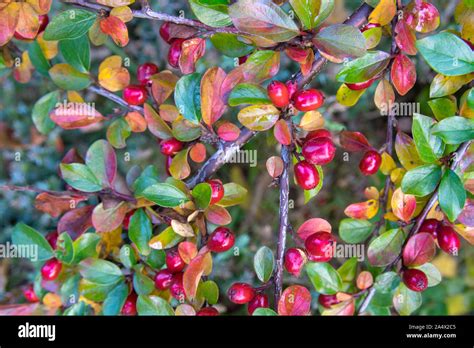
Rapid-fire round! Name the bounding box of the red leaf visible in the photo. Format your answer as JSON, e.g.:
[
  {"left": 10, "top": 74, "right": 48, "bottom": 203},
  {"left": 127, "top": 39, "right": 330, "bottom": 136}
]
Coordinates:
[
  {"left": 189, "top": 143, "right": 206, "bottom": 163},
  {"left": 266, "top": 156, "right": 284, "bottom": 178},
  {"left": 57, "top": 205, "right": 94, "bottom": 240},
  {"left": 217, "top": 122, "right": 240, "bottom": 142},
  {"left": 92, "top": 201, "right": 128, "bottom": 233},
  {"left": 391, "top": 54, "right": 416, "bottom": 96},
  {"left": 201, "top": 67, "right": 227, "bottom": 126},
  {"left": 273, "top": 119, "right": 292, "bottom": 145},
  {"left": 34, "top": 192, "right": 88, "bottom": 218},
  {"left": 339, "top": 131, "right": 371, "bottom": 152},
  {"left": 178, "top": 241, "right": 198, "bottom": 264},
  {"left": 402, "top": 232, "right": 436, "bottom": 267},
  {"left": 179, "top": 38, "right": 206, "bottom": 75},
  {"left": 278, "top": 285, "right": 312, "bottom": 316},
  {"left": 100, "top": 16, "right": 129, "bottom": 47},
  {"left": 395, "top": 19, "right": 417, "bottom": 55},
  {"left": 205, "top": 205, "right": 232, "bottom": 225},
  {"left": 50, "top": 103, "right": 105, "bottom": 130},
  {"left": 297, "top": 218, "right": 332, "bottom": 241},
  {"left": 183, "top": 251, "right": 212, "bottom": 300}
]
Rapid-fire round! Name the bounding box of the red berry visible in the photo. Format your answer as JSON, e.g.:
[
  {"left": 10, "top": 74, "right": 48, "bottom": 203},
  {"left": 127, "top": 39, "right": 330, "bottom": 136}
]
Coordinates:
[
  {"left": 170, "top": 272, "right": 185, "bottom": 299},
  {"left": 121, "top": 292, "right": 137, "bottom": 315},
  {"left": 160, "top": 138, "right": 183, "bottom": 156},
  {"left": 267, "top": 81, "right": 290, "bottom": 108},
  {"left": 403, "top": 269, "right": 428, "bottom": 292},
  {"left": 38, "top": 15, "right": 49, "bottom": 34},
  {"left": 137, "top": 62, "right": 159, "bottom": 86},
  {"left": 346, "top": 79, "right": 375, "bottom": 91},
  {"left": 197, "top": 307, "right": 219, "bottom": 316},
  {"left": 159, "top": 22, "right": 173, "bottom": 44},
  {"left": 359, "top": 150, "right": 382, "bottom": 176},
  {"left": 208, "top": 179, "right": 224, "bottom": 205},
  {"left": 165, "top": 155, "right": 172, "bottom": 176},
  {"left": 227, "top": 283, "right": 255, "bottom": 304},
  {"left": 166, "top": 249, "right": 185, "bottom": 273},
  {"left": 292, "top": 89, "right": 324, "bottom": 111},
  {"left": 361, "top": 22, "right": 381, "bottom": 32},
  {"left": 123, "top": 85, "right": 148, "bottom": 105},
  {"left": 23, "top": 284, "right": 39, "bottom": 303},
  {"left": 123, "top": 211, "right": 134, "bottom": 230},
  {"left": 45, "top": 231, "right": 58, "bottom": 249},
  {"left": 318, "top": 294, "right": 339, "bottom": 309},
  {"left": 41, "top": 258, "right": 62, "bottom": 281},
  {"left": 302, "top": 137, "right": 336, "bottom": 165},
  {"left": 247, "top": 293, "right": 269, "bottom": 315},
  {"left": 304, "top": 231, "right": 335, "bottom": 262},
  {"left": 305, "top": 129, "right": 331, "bottom": 142},
  {"left": 437, "top": 225, "right": 461, "bottom": 256},
  {"left": 238, "top": 55, "right": 248, "bottom": 65},
  {"left": 154, "top": 269, "right": 174, "bottom": 290},
  {"left": 168, "top": 39, "right": 185, "bottom": 68},
  {"left": 286, "top": 81, "right": 298, "bottom": 99},
  {"left": 284, "top": 248, "right": 307, "bottom": 277},
  {"left": 294, "top": 160, "right": 320, "bottom": 190},
  {"left": 207, "top": 227, "right": 235, "bottom": 253},
  {"left": 419, "top": 219, "right": 439, "bottom": 238}
]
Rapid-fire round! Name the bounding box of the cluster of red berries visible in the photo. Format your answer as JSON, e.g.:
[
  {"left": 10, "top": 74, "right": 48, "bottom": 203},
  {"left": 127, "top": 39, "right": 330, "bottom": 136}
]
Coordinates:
[
  {"left": 40, "top": 231, "right": 62, "bottom": 282},
  {"left": 402, "top": 220, "right": 461, "bottom": 293},
  {"left": 159, "top": 22, "right": 185, "bottom": 69},
  {"left": 227, "top": 283, "right": 269, "bottom": 314},
  {"left": 123, "top": 62, "right": 159, "bottom": 106},
  {"left": 14, "top": 15, "right": 49, "bottom": 41},
  {"left": 267, "top": 80, "right": 325, "bottom": 112},
  {"left": 294, "top": 129, "right": 336, "bottom": 190}
]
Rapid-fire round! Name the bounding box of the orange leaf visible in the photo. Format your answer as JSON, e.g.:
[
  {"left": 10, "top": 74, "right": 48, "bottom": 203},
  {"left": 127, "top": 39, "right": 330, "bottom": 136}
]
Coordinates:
[
  {"left": 183, "top": 252, "right": 212, "bottom": 300},
  {"left": 98, "top": 55, "right": 130, "bottom": 92},
  {"left": 369, "top": 0, "right": 396, "bottom": 26},
  {"left": 125, "top": 111, "right": 147, "bottom": 132},
  {"left": 273, "top": 119, "right": 292, "bottom": 145},
  {"left": 201, "top": 67, "right": 227, "bottom": 126},
  {"left": 266, "top": 156, "right": 284, "bottom": 178},
  {"left": 278, "top": 285, "right": 311, "bottom": 316},
  {"left": 297, "top": 218, "right": 332, "bottom": 240},
  {"left": 150, "top": 70, "right": 179, "bottom": 104},
  {"left": 16, "top": 3, "right": 40, "bottom": 40},
  {"left": 100, "top": 15, "right": 129, "bottom": 47},
  {"left": 205, "top": 205, "right": 232, "bottom": 225},
  {"left": 179, "top": 38, "right": 206, "bottom": 74},
  {"left": 374, "top": 78, "right": 395, "bottom": 113},
  {"left": 178, "top": 241, "right": 198, "bottom": 264},
  {"left": 356, "top": 271, "right": 373, "bottom": 290},
  {"left": 35, "top": 192, "right": 88, "bottom": 218},
  {"left": 391, "top": 54, "right": 416, "bottom": 96},
  {"left": 391, "top": 187, "right": 416, "bottom": 222},
  {"left": 189, "top": 143, "right": 206, "bottom": 163},
  {"left": 344, "top": 199, "right": 379, "bottom": 220},
  {"left": 50, "top": 103, "right": 105, "bottom": 129},
  {"left": 0, "top": 3, "right": 20, "bottom": 46}
]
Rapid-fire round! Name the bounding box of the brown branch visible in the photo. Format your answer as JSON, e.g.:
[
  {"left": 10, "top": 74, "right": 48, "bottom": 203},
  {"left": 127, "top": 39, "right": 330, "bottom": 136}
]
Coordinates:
[
  {"left": 357, "top": 141, "right": 472, "bottom": 314},
  {"left": 88, "top": 85, "right": 143, "bottom": 112}
]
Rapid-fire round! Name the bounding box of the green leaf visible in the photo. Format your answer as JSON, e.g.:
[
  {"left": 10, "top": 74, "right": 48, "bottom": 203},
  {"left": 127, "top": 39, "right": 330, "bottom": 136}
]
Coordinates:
[
  {"left": 467, "top": 88, "right": 474, "bottom": 109},
  {"left": 305, "top": 262, "right": 342, "bottom": 295},
  {"left": 412, "top": 113, "right": 445, "bottom": 163},
  {"left": 59, "top": 35, "right": 91, "bottom": 73},
  {"left": 252, "top": 308, "right": 278, "bottom": 316},
  {"left": 142, "top": 183, "right": 189, "bottom": 208},
  {"left": 49, "top": 63, "right": 91, "bottom": 91},
  {"left": 79, "top": 280, "right": 117, "bottom": 302},
  {"left": 192, "top": 183, "right": 212, "bottom": 210},
  {"left": 338, "top": 218, "right": 373, "bottom": 244},
  {"left": 189, "top": 0, "right": 231, "bottom": 27},
  {"left": 367, "top": 229, "right": 405, "bottom": 267},
  {"left": 132, "top": 165, "right": 160, "bottom": 197},
  {"left": 107, "top": 118, "right": 131, "bottom": 149},
  {"left": 55, "top": 232, "right": 75, "bottom": 265},
  {"left": 393, "top": 283, "right": 422, "bottom": 315},
  {"left": 289, "top": 0, "right": 323, "bottom": 29},
  {"left": 371, "top": 271, "right": 400, "bottom": 308},
  {"left": 335, "top": 51, "right": 391, "bottom": 83},
  {"left": 313, "top": 24, "right": 366, "bottom": 60},
  {"left": 145, "top": 249, "right": 166, "bottom": 269},
  {"left": 438, "top": 169, "right": 466, "bottom": 222},
  {"left": 137, "top": 295, "right": 175, "bottom": 316},
  {"left": 28, "top": 40, "right": 50, "bottom": 76},
  {"left": 197, "top": 280, "right": 219, "bottom": 305},
  {"left": 79, "top": 258, "right": 124, "bottom": 285},
  {"left": 210, "top": 33, "right": 255, "bottom": 58},
  {"left": 253, "top": 246, "right": 274, "bottom": 283},
  {"left": 133, "top": 272, "right": 155, "bottom": 295},
  {"left": 85, "top": 139, "right": 117, "bottom": 188},
  {"left": 228, "top": 83, "right": 271, "bottom": 106},
  {"left": 60, "top": 163, "right": 102, "bottom": 192},
  {"left": 416, "top": 32, "right": 474, "bottom": 76},
  {"left": 128, "top": 209, "right": 152, "bottom": 256},
  {"left": 148, "top": 226, "right": 183, "bottom": 250},
  {"left": 44, "top": 9, "right": 97, "bottom": 41},
  {"left": 102, "top": 282, "right": 128, "bottom": 315},
  {"left": 73, "top": 233, "right": 100, "bottom": 263},
  {"left": 431, "top": 116, "right": 474, "bottom": 144},
  {"left": 12, "top": 223, "right": 54, "bottom": 261},
  {"left": 218, "top": 183, "right": 248, "bottom": 207},
  {"left": 32, "top": 90, "right": 59, "bottom": 134},
  {"left": 415, "top": 263, "right": 442, "bottom": 287},
  {"left": 401, "top": 164, "right": 442, "bottom": 197},
  {"left": 337, "top": 257, "right": 358, "bottom": 283},
  {"left": 119, "top": 244, "right": 137, "bottom": 269},
  {"left": 428, "top": 97, "right": 457, "bottom": 121},
  {"left": 174, "top": 73, "right": 202, "bottom": 124}
]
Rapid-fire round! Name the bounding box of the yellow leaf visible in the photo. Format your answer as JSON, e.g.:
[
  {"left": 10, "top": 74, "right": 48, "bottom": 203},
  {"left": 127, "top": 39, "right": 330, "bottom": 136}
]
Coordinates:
[
  {"left": 431, "top": 253, "right": 457, "bottom": 278},
  {"left": 364, "top": 186, "right": 380, "bottom": 200},
  {"left": 380, "top": 151, "right": 396, "bottom": 175},
  {"left": 344, "top": 199, "right": 379, "bottom": 220},
  {"left": 42, "top": 293, "right": 62, "bottom": 309},
  {"left": 336, "top": 84, "right": 365, "bottom": 107},
  {"left": 98, "top": 226, "right": 123, "bottom": 256},
  {"left": 391, "top": 188, "right": 416, "bottom": 223},
  {"left": 299, "top": 110, "right": 324, "bottom": 131},
  {"left": 238, "top": 104, "right": 280, "bottom": 131},
  {"left": 37, "top": 32, "right": 58, "bottom": 60},
  {"left": 395, "top": 132, "right": 423, "bottom": 170},
  {"left": 369, "top": 0, "right": 396, "bottom": 26},
  {"left": 98, "top": 55, "right": 130, "bottom": 92},
  {"left": 110, "top": 6, "right": 133, "bottom": 23},
  {"left": 390, "top": 167, "right": 406, "bottom": 185},
  {"left": 67, "top": 91, "right": 84, "bottom": 103}
]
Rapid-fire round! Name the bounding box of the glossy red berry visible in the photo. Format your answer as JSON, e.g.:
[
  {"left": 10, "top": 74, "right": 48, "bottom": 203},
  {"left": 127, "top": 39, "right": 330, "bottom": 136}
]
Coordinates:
[
  {"left": 294, "top": 160, "right": 320, "bottom": 190},
  {"left": 318, "top": 294, "right": 340, "bottom": 309},
  {"left": 284, "top": 248, "right": 307, "bottom": 276},
  {"left": 267, "top": 81, "right": 290, "bottom": 108},
  {"left": 170, "top": 272, "right": 185, "bottom": 299},
  {"left": 159, "top": 22, "right": 173, "bottom": 44},
  {"left": 304, "top": 231, "right": 335, "bottom": 262},
  {"left": 208, "top": 179, "right": 224, "bottom": 205},
  {"left": 122, "top": 211, "right": 134, "bottom": 230},
  {"left": 419, "top": 219, "right": 439, "bottom": 238},
  {"left": 207, "top": 227, "right": 235, "bottom": 253},
  {"left": 45, "top": 231, "right": 58, "bottom": 249},
  {"left": 123, "top": 85, "right": 148, "bottom": 105},
  {"left": 286, "top": 81, "right": 298, "bottom": 99},
  {"left": 137, "top": 62, "right": 159, "bottom": 85},
  {"left": 305, "top": 129, "right": 331, "bottom": 142},
  {"left": 359, "top": 150, "right": 382, "bottom": 176},
  {"left": 302, "top": 137, "right": 336, "bottom": 166},
  {"left": 292, "top": 89, "right": 324, "bottom": 111},
  {"left": 403, "top": 269, "right": 428, "bottom": 292},
  {"left": 346, "top": 79, "right": 375, "bottom": 91},
  {"left": 166, "top": 250, "right": 186, "bottom": 273},
  {"left": 247, "top": 293, "right": 269, "bottom": 315},
  {"left": 160, "top": 138, "right": 183, "bottom": 156},
  {"left": 154, "top": 269, "right": 174, "bottom": 290},
  {"left": 361, "top": 22, "right": 381, "bottom": 32},
  {"left": 197, "top": 307, "right": 219, "bottom": 316},
  {"left": 23, "top": 284, "right": 39, "bottom": 303},
  {"left": 121, "top": 292, "right": 137, "bottom": 315},
  {"left": 437, "top": 225, "right": 461, "bottom": 256},
  {"left": 41, "top": 258, "right": 62, "bottom": 281},
  {"left": 168, "top": 39, "right": 185, "bottom": 68},
  {"left": 227, "top": 283, "right": 255, "bottom": 304}
]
